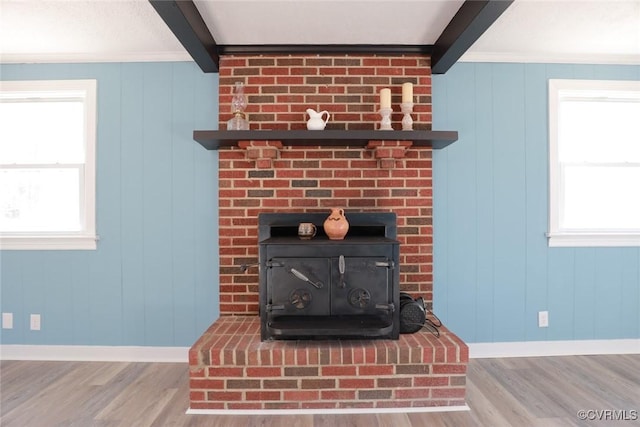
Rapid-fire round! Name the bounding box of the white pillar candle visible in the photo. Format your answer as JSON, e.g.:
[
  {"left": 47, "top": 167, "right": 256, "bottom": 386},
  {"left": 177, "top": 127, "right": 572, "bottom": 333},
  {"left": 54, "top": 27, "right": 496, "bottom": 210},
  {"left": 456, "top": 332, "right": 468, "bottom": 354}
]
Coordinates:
[
  {"left": 402, "top": 82, "right": 413, "bottom": 104},
  {"left": 380, "top": 88, "right": 391, "bottom": 109}
]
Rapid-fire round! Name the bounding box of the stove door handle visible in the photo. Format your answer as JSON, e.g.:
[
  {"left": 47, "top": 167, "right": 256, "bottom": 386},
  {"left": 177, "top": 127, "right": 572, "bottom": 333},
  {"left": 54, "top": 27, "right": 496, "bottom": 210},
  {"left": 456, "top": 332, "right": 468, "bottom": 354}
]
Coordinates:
[
  {"left": 338, "top": 255, "right": 346, "bottom": 288},
  {"left": 290, "top": 268, "right": 323, "bottom": 289},
  {"left": 375, "top": 260, "right": 395, "bottom": 269},
  {"left": 376, "top": 303, "right": 395, "bottom": 312}
]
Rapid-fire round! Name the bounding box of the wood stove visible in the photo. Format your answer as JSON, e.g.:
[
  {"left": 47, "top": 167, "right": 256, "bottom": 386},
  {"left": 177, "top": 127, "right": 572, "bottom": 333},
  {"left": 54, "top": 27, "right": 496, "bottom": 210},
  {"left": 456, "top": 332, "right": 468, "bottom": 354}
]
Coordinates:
[{"left": 258, "top": 212, "right": 400, "bottom": 341}]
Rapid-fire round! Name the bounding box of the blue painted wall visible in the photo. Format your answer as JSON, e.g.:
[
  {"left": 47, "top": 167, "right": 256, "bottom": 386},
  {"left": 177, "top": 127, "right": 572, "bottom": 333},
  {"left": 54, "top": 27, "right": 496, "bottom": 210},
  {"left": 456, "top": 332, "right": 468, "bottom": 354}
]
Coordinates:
[
  {"left": 432, "top": 63, "right": 640, "bottom": 343},
  {"left": 2, "top": 61, "right": 638, "bottom": 347},
  {"left": 0, "top": 62, "right": 219, "bottom": 346}
]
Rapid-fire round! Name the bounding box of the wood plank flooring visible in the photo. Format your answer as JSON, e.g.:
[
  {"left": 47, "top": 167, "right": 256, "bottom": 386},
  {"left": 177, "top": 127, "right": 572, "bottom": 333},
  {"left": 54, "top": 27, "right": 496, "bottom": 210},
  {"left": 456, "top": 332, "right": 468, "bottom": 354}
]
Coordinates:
[{"left": 1, "top": 354, "right": 638, "bottom": 426}]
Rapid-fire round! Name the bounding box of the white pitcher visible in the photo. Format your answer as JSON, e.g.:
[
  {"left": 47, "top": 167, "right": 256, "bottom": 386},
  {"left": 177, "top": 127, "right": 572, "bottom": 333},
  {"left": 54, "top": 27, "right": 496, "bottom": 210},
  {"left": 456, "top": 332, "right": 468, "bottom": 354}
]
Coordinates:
[{"left": 306, "top": 108, "right": 330, "bottom": 130}]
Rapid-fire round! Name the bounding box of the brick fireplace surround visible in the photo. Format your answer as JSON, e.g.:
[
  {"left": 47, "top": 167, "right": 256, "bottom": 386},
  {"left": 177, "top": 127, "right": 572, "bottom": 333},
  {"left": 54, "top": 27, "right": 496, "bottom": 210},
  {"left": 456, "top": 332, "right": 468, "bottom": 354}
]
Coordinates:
[{"left": 189, "top": 54, "right": 468, "bottom": 411}]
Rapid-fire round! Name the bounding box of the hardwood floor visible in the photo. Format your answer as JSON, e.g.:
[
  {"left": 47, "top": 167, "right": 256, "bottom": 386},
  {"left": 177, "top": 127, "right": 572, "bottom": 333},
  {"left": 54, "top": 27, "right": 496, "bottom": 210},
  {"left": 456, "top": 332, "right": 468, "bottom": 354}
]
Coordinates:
[{"left": 1, "top": 355, "right": 638, "bottom": 426}]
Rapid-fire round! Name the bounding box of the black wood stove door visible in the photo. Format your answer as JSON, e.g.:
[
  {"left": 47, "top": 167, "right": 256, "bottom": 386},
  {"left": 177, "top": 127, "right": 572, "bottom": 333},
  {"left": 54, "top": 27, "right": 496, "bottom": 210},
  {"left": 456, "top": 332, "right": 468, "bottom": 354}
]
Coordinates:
[
  {"left": 267, "top": 258, "right": 331, "bottom": 316},
  {"left": 266, "top": 256, "right": 392, "bottom": 317},
  {"left": 330, "top": 256, "right": 390, "bottom": 315}
]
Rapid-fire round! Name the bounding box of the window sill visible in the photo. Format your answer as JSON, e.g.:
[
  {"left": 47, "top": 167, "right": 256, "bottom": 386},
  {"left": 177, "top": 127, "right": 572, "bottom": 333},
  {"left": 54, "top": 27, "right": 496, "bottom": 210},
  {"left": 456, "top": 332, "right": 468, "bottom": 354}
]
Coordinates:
[
  {"left": 547, "top": 232, "right": 640, "bottom": 247},
  {"left": 0, "top": 235, "right": 98, "bottom": 250}
]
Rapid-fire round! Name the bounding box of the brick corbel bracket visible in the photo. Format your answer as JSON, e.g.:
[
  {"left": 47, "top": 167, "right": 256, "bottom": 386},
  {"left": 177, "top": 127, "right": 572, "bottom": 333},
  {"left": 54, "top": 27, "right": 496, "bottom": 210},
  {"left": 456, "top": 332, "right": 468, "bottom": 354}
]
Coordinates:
[
  {"left": 367, "top": 140, "right": 413, "bottom": 169},
  {"left": 238, "top": 140, "right": 283, "bottom": 169}
]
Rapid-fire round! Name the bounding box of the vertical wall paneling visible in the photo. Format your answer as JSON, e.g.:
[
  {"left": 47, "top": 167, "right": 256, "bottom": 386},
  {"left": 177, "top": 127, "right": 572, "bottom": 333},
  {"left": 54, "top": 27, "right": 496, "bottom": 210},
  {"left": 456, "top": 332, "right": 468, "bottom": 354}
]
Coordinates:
[
  {"left": 21, "top": 252, "right": 46, "bottom": 344},
  {"left": 432, "top": 69, "right": 450, "bottom": 328},
  {"left": 142, "top": 64, "right": 177, "bottom": 345},
  {"left": 433, "top": 62, "right": 640, "bottom": 343},
  {"left": 91, "top": 63, "right": 124, "bottom": 345},
  {"left": 0, "top": 62, "right": 219, "bottom": 347},
  {"left": 171, "top": 62, "right": 197, "bottom": 343},
  {"left": 193, "top": 149, "right": 218, "bottom": 335},
  {"left": 573, "top": 249, "right": 597, "bottom": 339},
  {"left": 522, "top": 64, "right": 549, "bottom": 341},
  {"left": 70, "top": 251, "right": 92, "bottom": 344},
  {"left": 546, "top": 248, "right": 576, "bottom": 340},
  {"left": 42, "top": 252, "right": 73, "bottom": 343},
  {"left": 192, "top": 67, "right": 219, "bottom": 336},
  {"left": 472, "top": 64, "right": 496, "bottom": 342},
  {"left": 444, "top": 64, "right": 477, "bottom": 339},
  {"left": 0, "top": 252, "right": 23, "bottom": 342},
  {"left": 490, "top": 64, "right": 527, "bottom": 341},
  {"left": 120, "top": 63, "right": 146, "bottom": 345},
  {"left": 594, "top": 249, "right": 624, "bottom": 339},
  {"left": 542, "top": 64, "right": 580, "bottom": 342},
  {"left": 620, "top": 250, "right": 640, "bottom": 338}
]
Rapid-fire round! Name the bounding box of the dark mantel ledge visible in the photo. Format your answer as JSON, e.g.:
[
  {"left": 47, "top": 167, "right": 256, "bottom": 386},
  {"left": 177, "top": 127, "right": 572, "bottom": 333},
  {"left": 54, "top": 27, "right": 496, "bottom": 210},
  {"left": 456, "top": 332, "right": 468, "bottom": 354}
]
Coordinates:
[{"left": 193, "top": 129, "right": 458, "bottom": 150}]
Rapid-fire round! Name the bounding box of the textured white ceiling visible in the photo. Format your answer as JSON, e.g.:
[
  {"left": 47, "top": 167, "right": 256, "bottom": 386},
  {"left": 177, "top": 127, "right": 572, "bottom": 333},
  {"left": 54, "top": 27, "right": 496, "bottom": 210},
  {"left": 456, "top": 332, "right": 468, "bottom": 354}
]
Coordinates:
[
  {"left": 0, "top": 0, "right": 190, "bottom": 63},
  {"left": 462, "top": 0, "right": 640, "bottom": 64},
  {"left": 194, "top": 0, "right": 464, "bottom": 45},
  {"left": 0, "top": 0, "right": 639, "bottom": 65}
]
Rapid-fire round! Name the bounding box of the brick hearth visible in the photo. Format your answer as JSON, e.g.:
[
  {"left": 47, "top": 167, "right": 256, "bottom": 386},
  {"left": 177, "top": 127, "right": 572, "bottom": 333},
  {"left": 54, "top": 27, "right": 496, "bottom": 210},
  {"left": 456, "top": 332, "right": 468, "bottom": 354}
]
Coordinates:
[{"left": 189, "top": 316, "right": 468, "bottom": 410}]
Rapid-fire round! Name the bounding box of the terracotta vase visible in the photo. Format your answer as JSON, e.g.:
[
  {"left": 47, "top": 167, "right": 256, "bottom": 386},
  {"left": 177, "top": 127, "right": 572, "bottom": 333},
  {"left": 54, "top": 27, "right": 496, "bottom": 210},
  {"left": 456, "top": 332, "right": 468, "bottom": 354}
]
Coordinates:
[{"left": 323, "top": 208, "right": 349, "bottom": 240}]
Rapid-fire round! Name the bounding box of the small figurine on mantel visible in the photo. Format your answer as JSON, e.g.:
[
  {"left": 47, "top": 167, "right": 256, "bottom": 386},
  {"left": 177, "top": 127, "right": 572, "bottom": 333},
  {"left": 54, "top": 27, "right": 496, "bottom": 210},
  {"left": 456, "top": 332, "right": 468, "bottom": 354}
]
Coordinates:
[
  {"left": 378, "top": 88, "right": 393, "bottom": 130},
  {"left": 227, "top": 82, "right": 249, "bottom": 130},
  {"left": 401, "top": 82, "right": 414, "bottom": 130},
  {"left": 306, "top": 108, "right": 330, "bottom": 130}
]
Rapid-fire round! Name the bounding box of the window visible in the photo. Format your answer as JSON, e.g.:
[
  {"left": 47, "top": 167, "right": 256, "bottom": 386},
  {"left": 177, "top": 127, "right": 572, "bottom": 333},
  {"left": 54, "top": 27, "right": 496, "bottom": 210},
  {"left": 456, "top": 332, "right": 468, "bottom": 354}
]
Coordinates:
[
  {"left": 0, "top": 80, "right": 97, "bottom": 250},
  {"left": 548, "top": 79, "right": 640, "bottom": 247}
]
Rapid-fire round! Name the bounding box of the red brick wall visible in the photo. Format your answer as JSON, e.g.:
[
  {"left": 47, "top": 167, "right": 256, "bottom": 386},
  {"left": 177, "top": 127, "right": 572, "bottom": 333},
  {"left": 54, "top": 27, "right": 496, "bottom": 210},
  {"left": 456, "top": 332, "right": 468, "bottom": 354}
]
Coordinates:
[
  {"left": 218, "top": 55, "right": 432, "bottom": 130},
  {"left": 218, "top": 54, "right": 434, "bottom": 315}
]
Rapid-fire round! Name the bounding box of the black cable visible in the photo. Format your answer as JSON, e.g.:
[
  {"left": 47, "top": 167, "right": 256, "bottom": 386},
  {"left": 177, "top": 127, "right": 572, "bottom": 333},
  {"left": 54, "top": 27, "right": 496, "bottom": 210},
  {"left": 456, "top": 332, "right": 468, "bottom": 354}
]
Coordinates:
[
  {"left": 401, "top": 321, "right": 440, "bottom": 338},
  {"left": 426, "top": 310, "right": 442, "bottom": 328}
]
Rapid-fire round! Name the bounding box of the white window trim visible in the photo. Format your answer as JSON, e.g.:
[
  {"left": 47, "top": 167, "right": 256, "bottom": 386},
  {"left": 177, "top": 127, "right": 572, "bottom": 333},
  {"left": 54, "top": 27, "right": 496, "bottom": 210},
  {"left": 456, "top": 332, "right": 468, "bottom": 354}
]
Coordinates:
[
  {"left": 548, "top": 79, "right": 640, "bottom": 247},
  {"left": 0, "top": 79, "right": 97, "bottom": 250}
]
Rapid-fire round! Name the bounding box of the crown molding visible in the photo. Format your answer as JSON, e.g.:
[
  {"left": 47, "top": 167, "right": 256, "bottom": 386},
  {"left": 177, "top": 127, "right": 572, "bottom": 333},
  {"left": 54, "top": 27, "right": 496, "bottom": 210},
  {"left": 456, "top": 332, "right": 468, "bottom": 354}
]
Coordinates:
[
  {"left": 0, "top": 52, "right": 193, "bottom": 65},
  {"left": 459, "top": 51, "right": 640, "bottom": 66}
]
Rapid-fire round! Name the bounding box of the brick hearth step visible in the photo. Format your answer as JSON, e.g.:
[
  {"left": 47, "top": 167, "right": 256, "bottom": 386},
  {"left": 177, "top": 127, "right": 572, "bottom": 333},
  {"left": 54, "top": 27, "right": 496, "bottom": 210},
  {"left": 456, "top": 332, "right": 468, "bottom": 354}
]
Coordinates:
[{"left": 189, "top": 316, "right": 468, "bottom": 410}]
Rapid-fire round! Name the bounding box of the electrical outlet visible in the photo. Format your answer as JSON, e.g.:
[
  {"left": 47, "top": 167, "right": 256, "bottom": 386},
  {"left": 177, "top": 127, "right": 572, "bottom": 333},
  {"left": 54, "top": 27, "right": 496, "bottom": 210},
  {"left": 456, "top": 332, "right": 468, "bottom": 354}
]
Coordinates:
[
  {"left": 30, "top": 314, "right": 41, "bottom": 331},
  {"left": 538, "top": 311, "right": 549, "bottom": 328},
  {"left": 2, "top": 313, "right": 13, "bottom": 329}
]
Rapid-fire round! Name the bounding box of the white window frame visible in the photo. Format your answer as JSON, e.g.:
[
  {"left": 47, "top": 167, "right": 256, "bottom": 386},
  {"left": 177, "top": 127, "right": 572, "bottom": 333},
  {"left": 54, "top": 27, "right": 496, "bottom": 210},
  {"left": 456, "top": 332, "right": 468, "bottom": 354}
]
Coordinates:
[
  {"left": 0, "top": 80, "right": 97, "bottom": 250},
  {"left": 548, "top": 79, "right": 640, "bottom": 247}
]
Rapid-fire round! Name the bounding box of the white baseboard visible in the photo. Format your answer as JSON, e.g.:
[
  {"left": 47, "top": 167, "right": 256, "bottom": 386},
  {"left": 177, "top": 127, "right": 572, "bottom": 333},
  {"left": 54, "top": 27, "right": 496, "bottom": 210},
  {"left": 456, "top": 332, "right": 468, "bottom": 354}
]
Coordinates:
[
  {"left": 0, "top": 345, "right": 189, "bottom": 362},
  {"left": 1, "top": 339, "right": 638, "bottom": 362},
  {"left": 186, "top": 405, "right": 470, "bottom": 416},
  {"left": 469, "top": 339, "right": 640, "bottom": 359}
]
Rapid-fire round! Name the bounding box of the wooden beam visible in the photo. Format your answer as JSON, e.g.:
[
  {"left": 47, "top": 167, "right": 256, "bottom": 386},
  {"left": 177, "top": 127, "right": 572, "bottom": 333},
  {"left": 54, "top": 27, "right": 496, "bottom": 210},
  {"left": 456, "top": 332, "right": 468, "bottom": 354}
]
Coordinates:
[
  {"left": 150, "top": 0, "right": 510, "bottom": 75},
  {"left": 431, "top": 0, "right": 513, "bottom": 74},
  {"left": 149, "top": 0, "right": 219, "bottom": 72}
]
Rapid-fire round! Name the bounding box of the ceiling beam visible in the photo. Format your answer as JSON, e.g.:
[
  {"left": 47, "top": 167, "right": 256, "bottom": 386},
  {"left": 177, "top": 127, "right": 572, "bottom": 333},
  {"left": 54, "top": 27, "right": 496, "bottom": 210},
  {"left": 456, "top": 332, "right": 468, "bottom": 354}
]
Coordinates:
[
  {"left": 151, "top": 0, "right": 511, "bottom": 75},
  {"left": 149, "top": 0, "right": 219, "bottom": 72},
  {"left": 431, "top": 0, "right": 513, "bottom": 74}
]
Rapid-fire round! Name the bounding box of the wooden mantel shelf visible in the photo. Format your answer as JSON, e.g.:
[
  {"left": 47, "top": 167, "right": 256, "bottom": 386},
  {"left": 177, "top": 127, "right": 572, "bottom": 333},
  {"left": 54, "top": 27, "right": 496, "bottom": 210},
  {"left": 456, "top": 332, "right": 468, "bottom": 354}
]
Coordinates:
[{"left": 193, "top": 129, "right": 458, "bottom": 150}]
